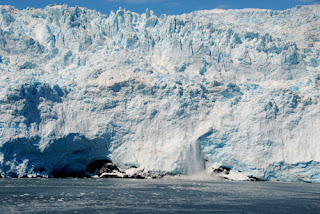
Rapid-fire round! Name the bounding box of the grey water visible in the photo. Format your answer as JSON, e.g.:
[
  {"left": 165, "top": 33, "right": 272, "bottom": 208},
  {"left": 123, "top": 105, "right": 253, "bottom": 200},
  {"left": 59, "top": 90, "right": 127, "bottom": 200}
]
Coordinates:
[{"left": 0, "top": 178, "right": 319, "bottom": 213}]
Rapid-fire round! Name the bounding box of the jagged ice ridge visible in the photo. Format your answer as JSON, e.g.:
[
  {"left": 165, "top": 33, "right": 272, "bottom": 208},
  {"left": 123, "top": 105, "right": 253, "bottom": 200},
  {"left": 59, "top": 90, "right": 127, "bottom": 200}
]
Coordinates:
[{"left": 0, "top": 4, "right": 319, "bottom": 182}]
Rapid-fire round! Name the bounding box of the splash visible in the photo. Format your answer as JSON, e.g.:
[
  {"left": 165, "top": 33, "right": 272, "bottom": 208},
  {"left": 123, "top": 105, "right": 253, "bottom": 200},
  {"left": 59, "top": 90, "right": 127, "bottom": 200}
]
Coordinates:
[{"left": 186, "top": 141, "right": 205, "bottom": 176}]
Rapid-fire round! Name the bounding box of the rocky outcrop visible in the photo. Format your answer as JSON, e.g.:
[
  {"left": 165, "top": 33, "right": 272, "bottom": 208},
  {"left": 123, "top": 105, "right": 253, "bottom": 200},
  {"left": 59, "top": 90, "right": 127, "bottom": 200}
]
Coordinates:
[
  {"left": 91, "top": 160, "right": 170, "bottom": 179},
  {"left": 212, "top": 166, "right": 265, "bottom": 181}
]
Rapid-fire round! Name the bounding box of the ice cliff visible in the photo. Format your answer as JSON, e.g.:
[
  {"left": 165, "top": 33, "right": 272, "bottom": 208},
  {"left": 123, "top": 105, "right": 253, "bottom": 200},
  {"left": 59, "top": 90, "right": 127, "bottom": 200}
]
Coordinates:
[{"left": 0, "top": 4, "right": 319, "bottom": 182}]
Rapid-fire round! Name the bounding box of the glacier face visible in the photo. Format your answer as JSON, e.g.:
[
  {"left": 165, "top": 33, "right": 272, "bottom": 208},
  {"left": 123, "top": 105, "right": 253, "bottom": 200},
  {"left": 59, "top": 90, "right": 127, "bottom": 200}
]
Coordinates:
[{"left": 0, "top": 4, "right": 320, "bottom": 181}]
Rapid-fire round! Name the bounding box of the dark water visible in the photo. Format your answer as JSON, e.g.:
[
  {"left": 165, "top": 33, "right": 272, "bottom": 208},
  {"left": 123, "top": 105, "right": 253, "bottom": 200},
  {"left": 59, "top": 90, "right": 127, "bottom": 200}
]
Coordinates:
[{"left": 0, "top": 178, "right": 319, "bottom": 213}]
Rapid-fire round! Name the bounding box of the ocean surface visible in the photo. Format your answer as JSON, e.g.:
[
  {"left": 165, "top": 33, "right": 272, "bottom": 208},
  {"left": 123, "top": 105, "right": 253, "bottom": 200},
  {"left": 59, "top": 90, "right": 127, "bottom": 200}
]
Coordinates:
[{"left": 0, "top": 178, "right": 319, "bottom": 213}]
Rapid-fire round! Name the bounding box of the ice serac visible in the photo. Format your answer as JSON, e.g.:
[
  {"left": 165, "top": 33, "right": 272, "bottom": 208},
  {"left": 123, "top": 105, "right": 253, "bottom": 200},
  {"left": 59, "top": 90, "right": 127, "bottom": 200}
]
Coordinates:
[{"left": 0, "top": 4, "right": 319, "bottom": 181}]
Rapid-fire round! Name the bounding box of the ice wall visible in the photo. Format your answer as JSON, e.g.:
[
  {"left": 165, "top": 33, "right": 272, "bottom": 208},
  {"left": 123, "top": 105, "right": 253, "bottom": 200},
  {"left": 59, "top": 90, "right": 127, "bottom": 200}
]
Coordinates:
[{"left": 0, "top": 4, "right": 319, "bottom": 181}]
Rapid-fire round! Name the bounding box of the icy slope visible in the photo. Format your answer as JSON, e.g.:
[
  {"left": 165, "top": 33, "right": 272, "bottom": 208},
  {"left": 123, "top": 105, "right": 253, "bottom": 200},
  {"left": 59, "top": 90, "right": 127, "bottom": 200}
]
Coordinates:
[{"left": 0, "top": 4, "right": 319, "bottom": 181}]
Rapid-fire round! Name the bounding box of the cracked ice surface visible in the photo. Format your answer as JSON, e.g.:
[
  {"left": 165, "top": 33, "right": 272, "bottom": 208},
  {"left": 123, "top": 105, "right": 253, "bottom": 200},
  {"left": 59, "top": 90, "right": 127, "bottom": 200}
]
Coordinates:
[{"left": 0, "top": 4, "right": 319, "bottom": 181}]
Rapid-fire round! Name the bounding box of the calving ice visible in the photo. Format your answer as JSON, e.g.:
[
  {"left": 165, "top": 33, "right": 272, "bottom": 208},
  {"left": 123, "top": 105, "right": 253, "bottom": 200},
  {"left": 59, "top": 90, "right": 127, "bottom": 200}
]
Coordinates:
[{"left": 0, "top": 4, "right": 319, "bottom": 182}]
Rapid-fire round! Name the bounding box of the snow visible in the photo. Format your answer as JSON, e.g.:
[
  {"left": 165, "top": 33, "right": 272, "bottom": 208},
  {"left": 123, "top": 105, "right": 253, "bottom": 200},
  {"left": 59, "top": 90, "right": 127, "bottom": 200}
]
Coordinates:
[{"left": 0, "top": 4, "right": 319, "bottom": 182}]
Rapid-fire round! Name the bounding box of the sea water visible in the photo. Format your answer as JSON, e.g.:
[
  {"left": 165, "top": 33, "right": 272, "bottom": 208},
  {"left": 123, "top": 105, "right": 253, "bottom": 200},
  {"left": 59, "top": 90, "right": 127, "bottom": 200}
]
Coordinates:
[{"left": 0, "top": 178, "right": 319, "bottom": 213}]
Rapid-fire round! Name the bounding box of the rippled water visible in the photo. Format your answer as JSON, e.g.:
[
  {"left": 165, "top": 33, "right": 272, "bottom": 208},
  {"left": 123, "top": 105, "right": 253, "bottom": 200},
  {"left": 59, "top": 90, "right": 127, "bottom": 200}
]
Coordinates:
[{"left": 0, "top": 178, "right": 319, "bottom": 213}]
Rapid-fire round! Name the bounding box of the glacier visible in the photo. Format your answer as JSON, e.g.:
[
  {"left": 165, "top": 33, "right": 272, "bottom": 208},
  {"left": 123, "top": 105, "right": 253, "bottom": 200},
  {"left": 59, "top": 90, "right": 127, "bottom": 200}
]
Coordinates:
[{"left": 0, "top": 4, "right": 319, "bottom": 182}]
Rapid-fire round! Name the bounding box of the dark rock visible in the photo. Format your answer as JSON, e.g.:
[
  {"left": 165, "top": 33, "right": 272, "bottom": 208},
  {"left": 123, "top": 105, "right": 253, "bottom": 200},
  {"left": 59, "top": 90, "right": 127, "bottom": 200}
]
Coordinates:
[
  {"left": 122, "top": 174, "right": 129, "bottom": 178},
  {"left": 97, "top": 163, "right": 120, "bottom": 176},
  {"left": 86, "top": 159, "right": 113, "bottom": 174},
  {"left": 91, "top": 160, "right": 144, "bottom": 179},
  {"left": 50, "top": 170, "right": 90, "bottom": 178},
  {"left": 133, "top": 175, "right": 145, "bottom": 179},
  {"left": 248, "top": 176, "right": 265, "bottom": 181},
  {"left": 0, "top": 174, "right": 2, "bottom": 178},
  {"left": 88, "top": 160, "right": 164, "bottom": 179},
  {"left": 213, "top": 166, "right": 231, "bottom": 175}
]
